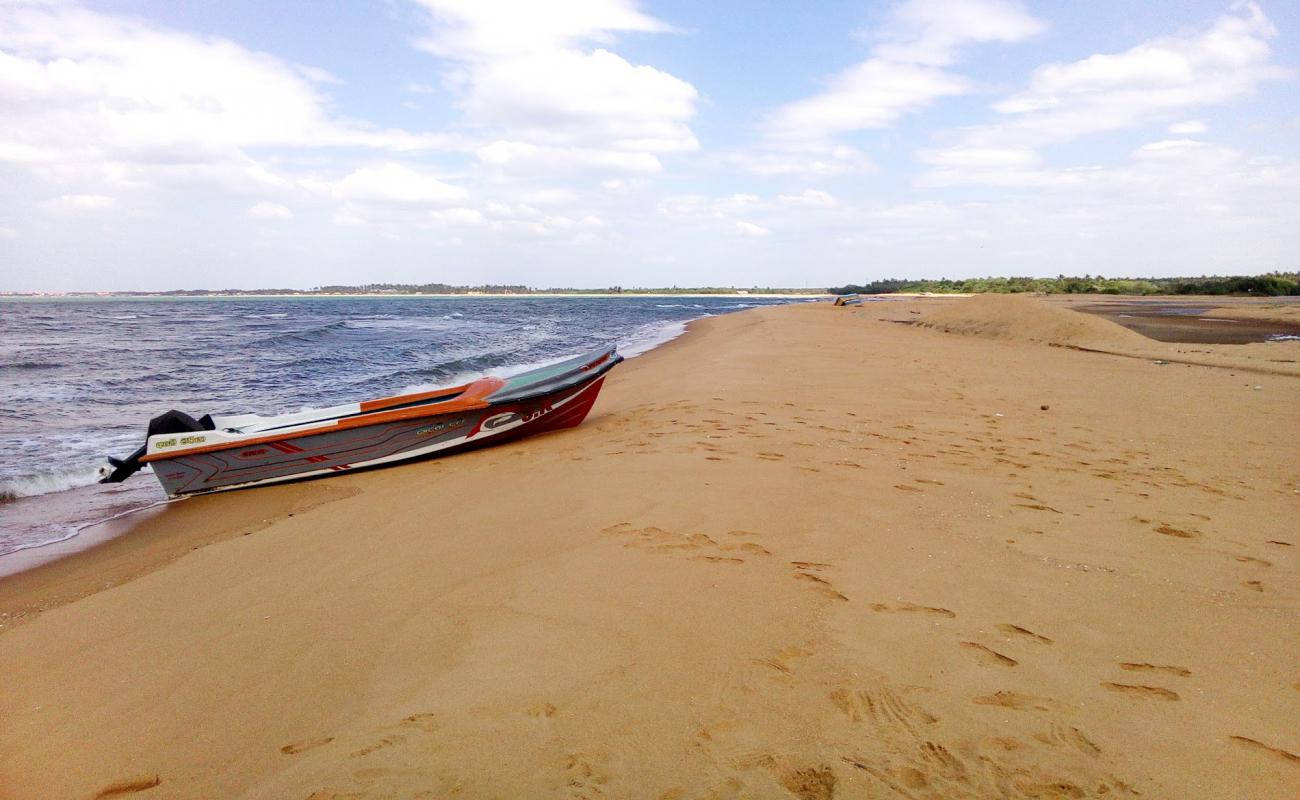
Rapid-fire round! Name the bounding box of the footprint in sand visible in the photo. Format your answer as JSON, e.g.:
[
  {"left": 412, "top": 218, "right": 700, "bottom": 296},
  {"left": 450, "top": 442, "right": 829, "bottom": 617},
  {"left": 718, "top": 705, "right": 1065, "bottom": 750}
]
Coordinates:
[
  {"left": 893, "top": 484, "right": 923, "bottom": 492},
  {"left": 870, "top": 601, "right": 955, "bottom": 619},
  {"left": 527, "top": 703, "right": 557, "bottom": 718},
  {"left": 1235, "top": 555, "right": 1272, "bottom": 567},
  {"left": 281, "top": 736, "right": 335, "bottom": 755},
  {"left": 1035, "top": 722, "right": 1101, "bottom": 757},
  {"left": 1100, "top": 682, "right": 1180, "bottom": 701},
  {"left": 1229, "top": 736, "right": 1300, "bottom": 764},
  {"left": 996, "top": 624, "right": 1052, "bottom": 644},
  {"left": 1014, "top": 503, "right": 1062, "bottom": 513},
  {"left": 793, "top": 571, "right": 848, "bottom": 601},
  {"left": 1154, "top": 524, "right": 1198, "bottom": 538},
  {"left": 92, "top": 775, "right": 161, "bottom": 798},
  {"left": 972, "top": 691, "right": 1053, "bottom": 711},
  {"left": 831, "top": 686, "right": 937, "bottom": 730},
  {"left": 350, "top": 734, "right": 406, "bottom": 758},
  {"left": 723, "top": 542, "right": 771, "bottom": 556},
  {"left": 562, "top": 753, "right": 610, "bottom": 797},
  {"left": 778, "top": 765, "right": 837, "bottom": 800},
  {"left": 789, "top": 560, "right": 832, "bottom": 571},
  {"left": 1244, "top": 580, "right": 1264, "bottom": 592},
  {"left": 1119, "top": 663, "right": 1191, "bottom": 678},
  {"left": 960, "top": 642, "right": 1018, "bottom": 667},
  {"left": 399, "top": 712, "right": 439, "bottom": 732}
]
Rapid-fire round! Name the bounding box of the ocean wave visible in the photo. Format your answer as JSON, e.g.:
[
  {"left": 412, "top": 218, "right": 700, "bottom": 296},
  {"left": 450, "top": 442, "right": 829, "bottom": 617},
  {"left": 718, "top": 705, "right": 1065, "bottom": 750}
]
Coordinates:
[
  {"left": 3, "top": 360, "right": 64, "bottom": 370},
  {"left": 260, "top": 319, "right": 350, "bottom": 344},
  {"left": 621, "top": 320, "right": 688, "bottom": 357},
  {"left": 0, "top": 461, "right": 117, "bottom": 500},
  {"left": 368, "top": 351, "right": 524, "bottom": 391}
]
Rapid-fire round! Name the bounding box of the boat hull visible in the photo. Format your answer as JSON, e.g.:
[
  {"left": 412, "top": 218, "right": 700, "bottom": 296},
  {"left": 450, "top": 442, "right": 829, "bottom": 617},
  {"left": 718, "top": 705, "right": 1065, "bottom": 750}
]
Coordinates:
[{"left": 148, "top": 375, "right": 608, "bottom": 497}]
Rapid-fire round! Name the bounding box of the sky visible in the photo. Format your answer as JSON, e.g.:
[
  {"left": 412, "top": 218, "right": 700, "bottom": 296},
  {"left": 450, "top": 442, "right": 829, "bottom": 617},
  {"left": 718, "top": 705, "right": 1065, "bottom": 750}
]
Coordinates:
[{"left": 1, "top": 0, "right": 1297, "bottom": 291}]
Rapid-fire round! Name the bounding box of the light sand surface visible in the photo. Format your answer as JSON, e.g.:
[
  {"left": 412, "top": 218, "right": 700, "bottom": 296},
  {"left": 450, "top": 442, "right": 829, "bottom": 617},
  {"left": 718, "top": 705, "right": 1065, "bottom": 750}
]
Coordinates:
[{"left": 1, "top": 298, "right": 1297, "bottom": 800}]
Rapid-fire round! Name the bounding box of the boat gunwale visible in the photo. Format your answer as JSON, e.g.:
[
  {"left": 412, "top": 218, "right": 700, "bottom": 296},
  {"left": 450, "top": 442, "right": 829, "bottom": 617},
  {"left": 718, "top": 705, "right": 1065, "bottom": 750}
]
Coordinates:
[{"left": 139, "top": 347, "right": 619, "bottom": 464}]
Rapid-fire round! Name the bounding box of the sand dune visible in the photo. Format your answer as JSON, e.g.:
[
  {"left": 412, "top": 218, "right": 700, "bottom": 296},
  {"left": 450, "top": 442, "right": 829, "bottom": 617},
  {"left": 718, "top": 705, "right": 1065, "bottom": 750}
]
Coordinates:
[
  {"left": 916, "top": 293, "right": 1300, "bottom": 377},
  {"left": 1, "top": 300, "right": 1296, "bottom": 799},
  {"left": 917, "top": 293, "right": 1151, "bottom": 350}
]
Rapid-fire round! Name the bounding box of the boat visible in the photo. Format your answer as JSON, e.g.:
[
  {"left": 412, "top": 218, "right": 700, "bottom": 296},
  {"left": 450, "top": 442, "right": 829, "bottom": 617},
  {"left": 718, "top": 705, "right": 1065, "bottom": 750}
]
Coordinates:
[
  {"left": 100, "top": 346, "right": 623, "bottom": 497},
  {"left": 833, "top": 293, "right": 863, "bottom": 307}
]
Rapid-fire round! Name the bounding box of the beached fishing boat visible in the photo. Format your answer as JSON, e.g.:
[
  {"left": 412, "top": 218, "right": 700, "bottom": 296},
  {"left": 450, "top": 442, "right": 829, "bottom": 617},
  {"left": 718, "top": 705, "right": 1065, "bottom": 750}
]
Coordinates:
[{"left": 100, "top": 346, "right": 623, "bottom": 497}]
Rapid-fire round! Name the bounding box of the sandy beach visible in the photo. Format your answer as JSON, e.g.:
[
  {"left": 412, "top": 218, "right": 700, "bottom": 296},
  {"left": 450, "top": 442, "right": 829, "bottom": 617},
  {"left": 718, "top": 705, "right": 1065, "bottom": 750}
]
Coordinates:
[{"left": 1, "top": 297, "right": 1296, "bottom": 799}]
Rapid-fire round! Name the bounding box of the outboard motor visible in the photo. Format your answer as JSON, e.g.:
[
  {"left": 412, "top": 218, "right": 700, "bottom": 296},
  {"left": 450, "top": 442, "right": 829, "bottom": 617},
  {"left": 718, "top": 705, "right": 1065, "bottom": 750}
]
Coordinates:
[{"left": 99, "top": 410, "right": 215, "bottom": 484}]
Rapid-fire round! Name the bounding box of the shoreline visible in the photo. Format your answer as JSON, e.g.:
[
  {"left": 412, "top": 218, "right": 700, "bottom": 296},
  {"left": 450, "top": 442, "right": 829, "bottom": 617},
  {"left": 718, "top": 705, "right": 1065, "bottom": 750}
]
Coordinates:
[
  {"left": 0, "top": 312, "right": 707, "bottom": 580},
  {"left": 1, "top": 297, "right": 1295, "bottom": 798}
]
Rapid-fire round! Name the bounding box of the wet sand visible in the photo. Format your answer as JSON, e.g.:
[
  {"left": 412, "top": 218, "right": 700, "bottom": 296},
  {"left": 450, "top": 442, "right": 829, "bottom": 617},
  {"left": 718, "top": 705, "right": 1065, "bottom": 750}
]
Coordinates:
[
  {"left": 1065, "top": 296, "right": 1300, "bottom": 344},
  {"left": 1, "top": 296, "right": 1296, "bottom": 799}
]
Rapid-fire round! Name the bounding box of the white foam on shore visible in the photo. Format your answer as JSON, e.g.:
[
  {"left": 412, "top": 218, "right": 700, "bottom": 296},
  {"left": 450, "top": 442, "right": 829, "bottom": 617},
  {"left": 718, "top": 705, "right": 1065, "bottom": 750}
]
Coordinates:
[{"left": 0, "top": 462, "right": 110, "bottom": 500}]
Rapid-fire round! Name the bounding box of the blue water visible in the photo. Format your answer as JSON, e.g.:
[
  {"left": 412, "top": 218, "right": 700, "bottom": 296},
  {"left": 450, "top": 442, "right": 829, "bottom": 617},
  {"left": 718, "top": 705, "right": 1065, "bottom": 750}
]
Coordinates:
[{"left": 0, "top": 295, "right": 808, "bottom": 557}]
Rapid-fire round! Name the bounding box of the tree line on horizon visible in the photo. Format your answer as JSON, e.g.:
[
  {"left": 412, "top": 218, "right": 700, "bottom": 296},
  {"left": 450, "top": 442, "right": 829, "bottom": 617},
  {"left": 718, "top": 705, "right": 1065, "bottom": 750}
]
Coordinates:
[{"left": 827, "top": 272, "right": 1300, "bottom": 297}]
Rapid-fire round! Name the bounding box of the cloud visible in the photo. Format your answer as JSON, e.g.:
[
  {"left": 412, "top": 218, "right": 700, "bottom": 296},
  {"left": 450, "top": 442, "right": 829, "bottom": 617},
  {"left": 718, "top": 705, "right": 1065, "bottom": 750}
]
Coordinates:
[
  {"left": 726, "top": 145, "right": 877, "bottom": 177},
  {"left": 476, "top": 140, "right": 663, "bottom": 173},
  {"left": 734, "top": 221, "right": 771, "bottom": 236},
  {"left": 411, "top": 0, "right": 698, "bottom": 170},
  {"left": 969, "top": 3, "right": 1282, "bottom": 148},
  {"left": 318, "top": 163, "right": 469, "bottom": 205},
  {"left": 40, "top": 193, "right": 116, "bottom": 212},
  {"left": 778, "top": 190, "right": 838, "bottom": 207},
  {"left": 0, "top": 2, "right": 460, "bottom": 190},
  {"left": 1169, "top": 120, "right": 1208, "bottom": 134},
  {"left": 247, "top": 202, "right": 294, "bottom": 221},
  {"left": 765, "top": 0, "right": 1044, "bottom": 146}
]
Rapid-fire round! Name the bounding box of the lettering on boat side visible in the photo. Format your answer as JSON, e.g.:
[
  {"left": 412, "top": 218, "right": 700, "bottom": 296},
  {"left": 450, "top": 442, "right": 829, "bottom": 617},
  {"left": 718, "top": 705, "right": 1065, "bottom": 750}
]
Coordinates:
[
  {"left": 180, "top": 435, "right": 206, "bottom": 445},
  {"left": 155, "top": 438, "right": 177, "bottom": 448},
  {"left": 416, "top": 417, "right": 466, "bottom": 436}
]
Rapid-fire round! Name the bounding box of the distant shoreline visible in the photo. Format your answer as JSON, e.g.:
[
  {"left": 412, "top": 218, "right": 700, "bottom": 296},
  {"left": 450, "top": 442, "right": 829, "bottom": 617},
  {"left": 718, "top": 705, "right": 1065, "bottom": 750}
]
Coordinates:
[{"left": 0, "top": 292, "right": 828, "bottom": 301}]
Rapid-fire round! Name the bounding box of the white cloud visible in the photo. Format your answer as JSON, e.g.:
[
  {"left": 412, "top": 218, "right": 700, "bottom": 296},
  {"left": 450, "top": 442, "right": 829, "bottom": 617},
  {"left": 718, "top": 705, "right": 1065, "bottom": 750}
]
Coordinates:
[
  {"left": 247, "top": 202, "right": 294, "bottom": 221},
  {"left": 40, "top": 193, "right": 116, "bottom": 212},
  {"left": 970, "top": 3, "right": 1281, "bottom": 148},
  {"left": 476, "top": 140, "right": 662, "bottom": 173},
  {"left": 0, "top": 1, "right": 461, "bottom": 205},
  {"left": 0, "top": 225, "right": 18, "bottom": 239},
  {"left": 324, "top": 163, "right": 468, "bottom": 205},
  {"left": 734, "top": 221, "right": 771, "bottom": 236},
  {"left": 871, "top": 0, "right": 1046, "bottom": 66},
  {"left": 778, "top": 190, "right": 837, "bottom": 207},
  {"left": 430, "top": 207, "right": 487, "bottom": 227},
  {"left": 411, "top": 0, "right": 697, "bottom": 170},
  {"left": 1169, "top": 119, "right": 1208, "bottom": 134},
  {"left": 726, "top": 145, "right": 876, "bottom": 177},
  {"left": 765, "top": 0, "right": 1043, "bottom": 147}
]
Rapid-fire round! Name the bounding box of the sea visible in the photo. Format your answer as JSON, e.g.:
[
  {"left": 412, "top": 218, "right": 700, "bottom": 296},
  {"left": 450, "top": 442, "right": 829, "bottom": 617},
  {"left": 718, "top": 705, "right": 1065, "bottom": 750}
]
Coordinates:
[{"left": 0, "top": 295, "right": 809, "bottom": 567}]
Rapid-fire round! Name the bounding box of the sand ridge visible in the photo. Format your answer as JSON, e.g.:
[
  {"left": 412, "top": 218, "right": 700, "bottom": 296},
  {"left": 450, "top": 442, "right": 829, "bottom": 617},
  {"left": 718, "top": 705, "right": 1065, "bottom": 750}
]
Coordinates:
[
  {"left": 916, "top": 293, "right": 1152, "bottom": 350},
  {"left": 0, "top": 299, "right": 1296, "bottom": 799}
]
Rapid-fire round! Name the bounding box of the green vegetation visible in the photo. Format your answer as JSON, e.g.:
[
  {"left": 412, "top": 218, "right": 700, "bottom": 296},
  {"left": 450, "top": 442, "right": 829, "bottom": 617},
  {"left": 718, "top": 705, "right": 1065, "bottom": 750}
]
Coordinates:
[{"left": 828, "top": 273, "right": 1300, "bottom": 297}]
